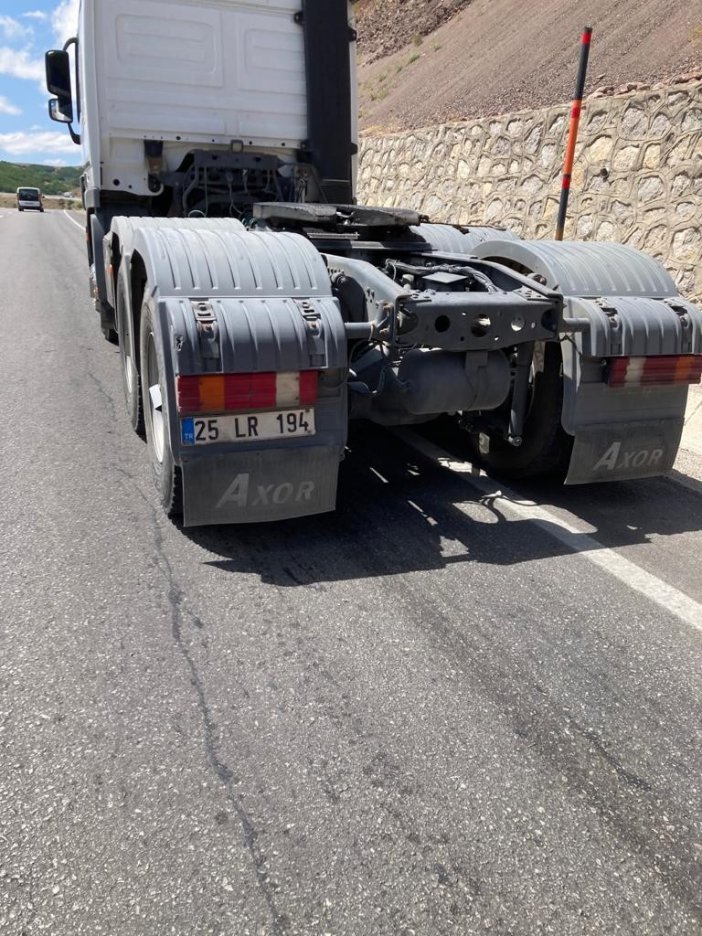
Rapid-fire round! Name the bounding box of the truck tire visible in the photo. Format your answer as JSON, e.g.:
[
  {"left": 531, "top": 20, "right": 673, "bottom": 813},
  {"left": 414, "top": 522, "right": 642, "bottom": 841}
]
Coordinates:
[
  {"left": 95, "top": 295, "right": 118, "bottom": 344},
  {"left": 140, "top": 299, "right": 183, "bottom": 518},
  {"left": 470, "top": 341, "right": 572, "bottom": 479},
  {"left": 91, "top": 215, "right": 117, "bottom": 344},
  {"left": 116, "top": 273, "right": 143, "bottom": 435}
]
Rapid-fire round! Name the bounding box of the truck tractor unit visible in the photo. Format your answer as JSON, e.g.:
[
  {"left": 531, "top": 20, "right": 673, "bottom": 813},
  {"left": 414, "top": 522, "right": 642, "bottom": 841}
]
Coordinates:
[{"left": 46, "top": 0, "right": 702, "bottom": 526}]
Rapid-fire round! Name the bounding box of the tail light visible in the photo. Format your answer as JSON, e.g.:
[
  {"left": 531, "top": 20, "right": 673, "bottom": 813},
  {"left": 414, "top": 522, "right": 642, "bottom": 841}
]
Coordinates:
[
  {"left": 608, "top": 355, "right": 702, "bottom": 388},
  {"left": 176, "top": 371, "right": 318, "bottom": 414}
]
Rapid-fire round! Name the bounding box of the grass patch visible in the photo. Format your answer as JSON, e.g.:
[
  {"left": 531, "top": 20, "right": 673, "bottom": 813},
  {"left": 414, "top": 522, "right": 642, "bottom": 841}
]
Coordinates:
[{"left": 370, "top": 87, "right": 389, "bottom": 103}]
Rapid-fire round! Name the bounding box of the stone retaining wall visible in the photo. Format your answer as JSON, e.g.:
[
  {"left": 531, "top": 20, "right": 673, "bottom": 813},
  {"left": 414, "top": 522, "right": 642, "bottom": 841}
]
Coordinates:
[{"left": 359, "top": 81, "right": 702, "bottom": 303}]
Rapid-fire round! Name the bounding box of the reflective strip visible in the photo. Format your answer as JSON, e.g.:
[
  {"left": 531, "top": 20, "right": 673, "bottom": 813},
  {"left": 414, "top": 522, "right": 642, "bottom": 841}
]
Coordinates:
[
  {"left": 276, "top": 372, "right": 301, "bottom": 406},
  {"left": 627, "top": 357, "right": 645, "bottom": 384}
]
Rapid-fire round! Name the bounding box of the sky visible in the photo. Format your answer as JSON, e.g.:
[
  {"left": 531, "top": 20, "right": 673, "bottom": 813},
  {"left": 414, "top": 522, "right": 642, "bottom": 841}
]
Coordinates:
[{"left": 0, "top": 0, "right": 81, "bottom": 166}]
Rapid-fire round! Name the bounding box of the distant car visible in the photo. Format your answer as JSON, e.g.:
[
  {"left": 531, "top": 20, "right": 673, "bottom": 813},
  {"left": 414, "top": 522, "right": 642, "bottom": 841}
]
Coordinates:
[{"left": 16, "top": 187, "right": 44, "bottom": 212}]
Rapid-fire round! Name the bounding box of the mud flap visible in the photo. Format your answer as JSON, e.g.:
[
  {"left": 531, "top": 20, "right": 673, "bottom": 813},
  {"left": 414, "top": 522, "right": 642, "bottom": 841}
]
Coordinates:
[
  {"left": 566, "top": 418, "right": 683, "bottom": 484},
  {"left": 181, "top": 446, "right": 340, "bottom": 526},
  {"left": 556, "top": 288, "right": 700, "bottom": 485}
]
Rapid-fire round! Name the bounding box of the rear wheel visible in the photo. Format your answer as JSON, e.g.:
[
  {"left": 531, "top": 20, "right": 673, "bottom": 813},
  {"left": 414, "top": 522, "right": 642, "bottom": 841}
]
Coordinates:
[
  {"left": 91, "top": 255, "right": 118, "bottom": 344},
  {"left": 96, "top": 296, "right": 118, "bottom": 344},
  {"left": 140, "top": 299, "right": 182, "bottom": 518},
  {"left": 469, "top": 341, "right": 572, "bottom": 479},
  {"left": 116, "top": 273, "right": 143, "bottom": 435}
]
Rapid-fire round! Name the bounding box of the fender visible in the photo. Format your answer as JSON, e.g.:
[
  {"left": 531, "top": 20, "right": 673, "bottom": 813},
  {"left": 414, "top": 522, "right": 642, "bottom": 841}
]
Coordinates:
[
  {"left": 109, "top": 217, "right": 349, "bottom": 525},
  {"left": 471, "top": 238, "right": 702, "bottom": 483},
  {"left": 108, "top": 217, "right": 333, "bottom": 302}
]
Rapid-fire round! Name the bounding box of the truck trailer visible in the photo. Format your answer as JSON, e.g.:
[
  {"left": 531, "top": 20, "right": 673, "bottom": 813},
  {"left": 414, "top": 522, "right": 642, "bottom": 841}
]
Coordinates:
[{"left": 46, "top": 0, "right": 702, "bottom": 526}]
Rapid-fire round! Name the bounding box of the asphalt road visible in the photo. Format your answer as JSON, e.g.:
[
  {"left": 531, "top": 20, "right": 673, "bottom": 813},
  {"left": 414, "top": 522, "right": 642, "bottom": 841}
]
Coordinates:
[{"left": 0, "top": 209, "right": 700, "bottom": 936}]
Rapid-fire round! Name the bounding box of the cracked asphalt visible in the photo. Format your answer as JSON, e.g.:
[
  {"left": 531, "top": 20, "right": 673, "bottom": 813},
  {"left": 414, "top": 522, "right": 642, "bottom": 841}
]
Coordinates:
[{"left": 0, "top": 210, "right": 700, "bottom": 935}]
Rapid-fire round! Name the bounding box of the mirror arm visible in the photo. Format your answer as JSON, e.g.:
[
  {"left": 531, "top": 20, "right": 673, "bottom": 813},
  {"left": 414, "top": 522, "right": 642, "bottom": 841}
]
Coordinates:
[
  {"left": 48, "top": 97, "right": 81, "bottom": 145},
  {"left": 63, "top": 36, "right": 80, "bottom": 125}
]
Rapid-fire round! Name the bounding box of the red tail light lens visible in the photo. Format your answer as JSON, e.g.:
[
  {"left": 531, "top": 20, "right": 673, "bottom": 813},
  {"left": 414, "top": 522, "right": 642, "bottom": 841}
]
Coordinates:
[
  {"left": 176, "top": 371, "right": 319, "bottom": 414},
  {"left": 299, "top": 370, "right": 318, "bottom": 405},
  {"left": 608, "top": 355, "right": 702, "bottom": 387}
]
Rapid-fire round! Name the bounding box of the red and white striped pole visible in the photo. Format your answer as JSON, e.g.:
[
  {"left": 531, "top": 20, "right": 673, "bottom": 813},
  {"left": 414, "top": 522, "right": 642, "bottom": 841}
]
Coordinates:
[{"left": 555, "top": 26, "right": 593, "bottom": 241}]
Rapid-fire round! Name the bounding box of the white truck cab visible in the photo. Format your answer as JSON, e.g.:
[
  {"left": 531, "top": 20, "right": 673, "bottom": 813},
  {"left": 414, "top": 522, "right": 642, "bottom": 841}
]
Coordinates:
[{"left": 46, "top": 0, "right": 358, "bottom": 338}]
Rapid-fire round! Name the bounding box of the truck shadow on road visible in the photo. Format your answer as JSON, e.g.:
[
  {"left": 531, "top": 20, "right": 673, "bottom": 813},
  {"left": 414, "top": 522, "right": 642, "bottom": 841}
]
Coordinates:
[{"left": 186, "top": 424, "right": 701, "bottom": 587}]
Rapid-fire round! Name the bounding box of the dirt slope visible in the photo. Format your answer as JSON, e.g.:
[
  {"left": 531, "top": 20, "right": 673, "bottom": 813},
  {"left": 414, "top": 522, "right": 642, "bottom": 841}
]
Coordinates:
[
  {"left": 354, "top": 0, "right": 474, "bottom": 63},
  {"left": 357, "top": 0, "right": 702, "bottom": 130}
]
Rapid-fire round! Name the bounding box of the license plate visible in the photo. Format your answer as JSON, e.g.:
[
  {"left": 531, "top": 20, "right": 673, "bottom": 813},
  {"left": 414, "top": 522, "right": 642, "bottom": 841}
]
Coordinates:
[{"left": 181, "top": 409, "right": 315, "bottom": 446}]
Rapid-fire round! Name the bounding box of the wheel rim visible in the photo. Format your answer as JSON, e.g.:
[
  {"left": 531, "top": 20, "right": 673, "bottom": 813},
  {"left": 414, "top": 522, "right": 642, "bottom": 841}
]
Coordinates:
[
  {"left": 146, "top": 333, "right": 165, "bottom": 464},
  {"left": 123, "top": 333, "right": 135, "bottom": 390},
  {"left": 118, "top": 286, "right": 133, "bottom": 390}
]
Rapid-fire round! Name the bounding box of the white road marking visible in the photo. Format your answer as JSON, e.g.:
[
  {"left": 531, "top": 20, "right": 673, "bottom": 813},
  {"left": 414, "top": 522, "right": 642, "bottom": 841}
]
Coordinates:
[
  {"left": 369, "top": 466, "right": 390, "bottom": 484},
  {"left": 62, "top": 209, "right": 83, "bottom": 230},
  {"left": 396, "top": 429, "right": 702, "bottom": 633}
]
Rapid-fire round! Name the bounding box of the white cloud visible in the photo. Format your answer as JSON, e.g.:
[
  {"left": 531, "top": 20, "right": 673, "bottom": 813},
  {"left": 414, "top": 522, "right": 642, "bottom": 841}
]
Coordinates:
[
  {"left": 0, "top": 95, "right": 21, "bottom": 116},
  {"left": 24, "top": 11, "right": 49, "bottom": 21},
  {"left": 0, "top": 130, "right": 79, "bottom": 157},
  {"left": 0, "top": 46, "right": 45, "bottom": 82},
  {"left": 0, "top": 15, "right": 32, "bottom": 42},
  {"left": 52, "top": 0, "right": 80, "bottom": 45}
]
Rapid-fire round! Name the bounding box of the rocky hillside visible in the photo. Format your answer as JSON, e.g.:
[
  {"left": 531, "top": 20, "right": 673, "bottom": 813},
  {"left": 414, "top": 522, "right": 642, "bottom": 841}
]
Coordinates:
[
  {"left": 354, "top": 0, "right": 473, "bottom": 63},
  {"left": 356, "top": 0, "right": 702, "bottom": 130}
]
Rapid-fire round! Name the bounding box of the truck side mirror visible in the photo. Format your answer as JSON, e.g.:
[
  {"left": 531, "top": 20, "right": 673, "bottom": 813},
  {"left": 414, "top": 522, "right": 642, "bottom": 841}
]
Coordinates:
[
  {"left": 49, "top": 97, "right": 73, "bottom": 124},
  {"left": 46, "top": 49, "right": 73, "bottom": 116},
  {"left": 46, "top": 49, "right": 71, "bottom": 97},
  {"left": 46, "top": 46, "right": 80, "bottom": 143}
]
